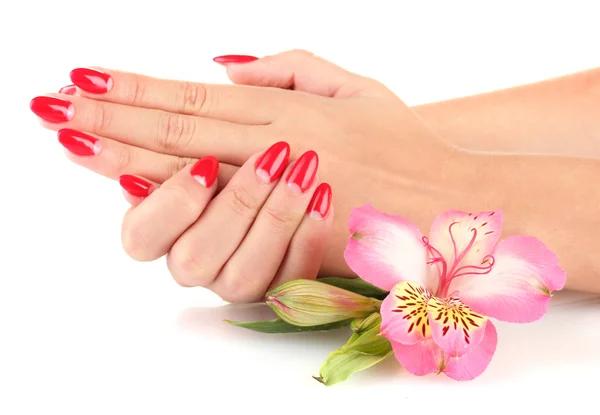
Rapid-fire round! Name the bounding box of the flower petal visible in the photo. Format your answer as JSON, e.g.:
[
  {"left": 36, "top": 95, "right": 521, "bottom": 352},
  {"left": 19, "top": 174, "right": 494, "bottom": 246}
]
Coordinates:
[
  {"left": 428, "top": 210, "right": 503, "bottom": 271},
  {"left": 448, "top": 236, "right": 566, "bottom": 323},
  {"left": 344, "top": 204, "right": 434, "bottom": 291},
  {"left": 443, "top": 320, "right": 498, "bottom": 381},
  {"left": 427, "top": 296, "right": 488, "bottom": 357},
  {"left": 391, "top": 339, "right": 443, "bottom": 377},
  {"left": 380, "top": 282, "right": 433, "bottom": 344}
]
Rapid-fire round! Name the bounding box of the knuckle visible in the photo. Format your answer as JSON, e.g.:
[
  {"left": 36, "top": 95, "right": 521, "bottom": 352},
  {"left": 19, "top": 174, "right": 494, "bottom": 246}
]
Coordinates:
[
  {"left": 128, "top": 73, "right": 146, "bottom": 106},
  {"left": 285, "top": 49, "right": 314, "bottom": 59},
  {"left": 227, "top": 187, "right": 261, "bottom": 219},
  {"left": 262, "top": 206, "right": 296, "bottom": 234},
  {"left": 115, "top": 146, "right": 134, "bottom": 175},
  {"left": 156, "top": 113, "right": 197, "bottom": 152},
  {"left": 168, "top": 156, "right": 197, "bottom": 177},
  {"left": 92, "top": 101, "right": 112, "bottom": 134},
  {"left": 215, "top": 270, "right": 264, "bottom": 304},
  {"left": 121, "top": 219, "right": 153, "bottom": 261},
  {"left": 177, "top": 82, "right": 209, "bottom": 115},
  {"left": 167, "top": 246, "right": 214, "bottom": 287}
]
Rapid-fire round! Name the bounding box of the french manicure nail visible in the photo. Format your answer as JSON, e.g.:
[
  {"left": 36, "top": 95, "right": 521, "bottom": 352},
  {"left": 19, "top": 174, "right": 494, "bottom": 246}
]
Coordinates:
[
  {"left": 307, "top": 183, "right": 332, "bottom": 220},
  {"left": 119, "top": 175, "right": 153, "bottom": 198},
  {"left": 70, "top": 68, "right": 113, "bottom": 94},
  {"left": 286, "top": 150, "right": 319, "bottom": 193},
  {"left": 213, "top": 55, "right": 259, "bottom": 66},
  {"left": 255, "top": 141, "right": 290, "bottom": 183},
  {"left": 190, "top": 156, "right": 219, "bottom": 187},
  {"left": 58, "top": 129, "right": 100, "bottom": 156},
  {"left": 59, "top": 85, "right": 77, "bottom": 95},
  {"left": 30, "top": 96, "right": 75, "bottom": 123}
]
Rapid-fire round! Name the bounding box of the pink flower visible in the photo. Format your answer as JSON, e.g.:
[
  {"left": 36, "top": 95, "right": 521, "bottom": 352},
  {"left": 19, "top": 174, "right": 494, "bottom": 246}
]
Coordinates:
[{"left": 344, "top": 205, "right": 566, "bottom": 381}]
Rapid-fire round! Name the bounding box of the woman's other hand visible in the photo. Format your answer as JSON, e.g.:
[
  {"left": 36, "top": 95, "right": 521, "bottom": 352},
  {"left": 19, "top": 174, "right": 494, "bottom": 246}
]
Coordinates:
[{"left": 118, "top": 142, "right": 333, "bottom": 303}]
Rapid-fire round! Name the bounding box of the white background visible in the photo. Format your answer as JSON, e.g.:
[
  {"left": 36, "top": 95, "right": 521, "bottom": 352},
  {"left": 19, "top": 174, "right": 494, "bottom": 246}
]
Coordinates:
[{"left": 2, "top": 1, "right": 600, "bottom": 413}]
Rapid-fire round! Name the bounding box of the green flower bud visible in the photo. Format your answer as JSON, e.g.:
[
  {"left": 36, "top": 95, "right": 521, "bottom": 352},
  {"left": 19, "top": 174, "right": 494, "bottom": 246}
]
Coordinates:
[
  {"left": 314, "top": 313, "right": 392, "bottom": 386},
  {"left": 350, "top": 312, "right": 382, "bottom": 334},
  {"left": 265, "top": 279, "right": 382, "bottom": 327}
]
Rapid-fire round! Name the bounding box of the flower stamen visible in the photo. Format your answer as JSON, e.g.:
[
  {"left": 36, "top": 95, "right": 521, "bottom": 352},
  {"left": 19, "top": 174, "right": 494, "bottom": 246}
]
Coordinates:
[
  {"left": 423, "top": 236, "right": 448, "bottom": 282},
  {"left": 448, "top": 224, "right": 478, "bottom": 276},
  {"left": 452, "top": 255, "right": 496, "bottom": 278}
]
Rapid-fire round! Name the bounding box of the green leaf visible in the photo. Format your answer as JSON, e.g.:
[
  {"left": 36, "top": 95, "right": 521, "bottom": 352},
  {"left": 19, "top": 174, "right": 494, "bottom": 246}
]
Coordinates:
[
  {"left": 316, "top": 277, "right": 389, "bottom": 300},
  {"left": 224, "top": 318, "right": 353, "bottom": 334}
]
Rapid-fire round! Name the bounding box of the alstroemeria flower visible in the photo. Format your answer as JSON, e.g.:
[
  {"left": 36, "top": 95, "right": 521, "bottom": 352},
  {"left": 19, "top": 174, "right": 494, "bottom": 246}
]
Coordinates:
[{"left": 344, "top": 205, "right": 566, "bottom": 381}]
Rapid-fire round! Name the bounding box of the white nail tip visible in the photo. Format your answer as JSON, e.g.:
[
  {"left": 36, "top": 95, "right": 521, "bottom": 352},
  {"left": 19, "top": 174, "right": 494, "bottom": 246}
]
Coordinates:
[{"left": 193, "top": 175, "right": 207, "bottom": 187}]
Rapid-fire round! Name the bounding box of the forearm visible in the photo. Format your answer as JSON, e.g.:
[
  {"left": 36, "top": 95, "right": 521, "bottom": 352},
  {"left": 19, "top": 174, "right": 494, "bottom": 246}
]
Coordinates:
[
  {"left": 473, "top": 151, "right": 600, "bottom": 293},
  {"left": 412, "top": 68, "right": 600, "bottom": 158}
]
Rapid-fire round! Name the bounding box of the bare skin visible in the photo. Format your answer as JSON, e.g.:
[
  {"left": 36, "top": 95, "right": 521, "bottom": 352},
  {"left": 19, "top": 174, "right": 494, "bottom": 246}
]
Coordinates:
[
  {"left": 414, "top": 67, "right": 600, "bottom": 158},
  {"left": 33, "top": 50, "right": 600, "bottom": 299}
]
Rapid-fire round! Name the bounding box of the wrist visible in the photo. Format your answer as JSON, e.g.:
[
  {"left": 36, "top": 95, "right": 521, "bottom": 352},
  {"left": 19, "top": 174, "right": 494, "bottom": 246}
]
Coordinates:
[{"left": 463, "top": 151, "right": 600, "bottom": 292}]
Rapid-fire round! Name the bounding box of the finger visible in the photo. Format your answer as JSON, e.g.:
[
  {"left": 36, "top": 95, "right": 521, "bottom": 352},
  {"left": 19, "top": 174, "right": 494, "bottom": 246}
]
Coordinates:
[
  {"left": 221, "top": 49, "right": 391, "bottom": 98},
  {"left": 210, "top": 150, "right": 321, "bottom": 303},
  {"left": 54, "top": 128, "right": 238, "bottom": 187},
  {"left": 166, "top": 141, "right": 291, "bottom": 288},
  {"left": 120, "top": 157, "right": 220, "bottom": 262},
  {"left": 68, "top": 67, "right": 280, "bottom": 124},
  {"left": 269, "top": 183, "right": 334, "bottom": 290},
  {"left": 31, "top": 94, "right": 269, "bottom": 165}
]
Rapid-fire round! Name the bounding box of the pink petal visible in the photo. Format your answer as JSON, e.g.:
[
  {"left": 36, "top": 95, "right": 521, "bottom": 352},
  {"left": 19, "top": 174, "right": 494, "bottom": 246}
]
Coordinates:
[
  {"left": 448, "top": 236, "right": 566, "bottom": 323},
  {"left": 391, "top": 338, "right": 443, "bottom": 376},
  {"left": 380, "top": 282, "right": 433, "bottom": 345},
  {"left": 427, "top": 296, "right": 488, "bottom": 358},
  {"left": 344, "top": 204, "right": 435, "bottom": 291},
  {"left": 443, "top": 320, "right": 498, "bottom": 381},
  {"left": 428, "top": 210, "right": 503, "bottom": 271}
]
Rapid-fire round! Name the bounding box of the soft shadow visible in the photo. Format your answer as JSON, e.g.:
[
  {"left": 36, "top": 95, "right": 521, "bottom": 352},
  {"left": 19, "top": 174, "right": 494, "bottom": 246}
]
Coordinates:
[
  {"left": 177, "top": 292, "right": 600, "bottom": 385},
  {"left": 177, "top": 303, "right": 353, "bottom": 346}
]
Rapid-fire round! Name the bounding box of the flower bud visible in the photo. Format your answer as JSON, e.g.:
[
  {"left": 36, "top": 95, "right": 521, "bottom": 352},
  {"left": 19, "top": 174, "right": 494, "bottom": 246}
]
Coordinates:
[
  {"left": 266, "top": 279, "right": 382, "bottom": 327},
  {"left": 350, "top": 312, "right": 382, "bottom": 334},
  {"left": 314, "top": 312, "right": 392, "bottom": 386}
]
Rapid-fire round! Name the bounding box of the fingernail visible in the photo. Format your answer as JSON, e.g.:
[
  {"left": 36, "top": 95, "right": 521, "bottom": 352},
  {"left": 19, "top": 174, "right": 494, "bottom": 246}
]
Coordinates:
[
  {"left": 190, "top": 156, "right": 219, "bottom": 187},
  {"left": 70, "top": 68, "right": 113, "bottom": 94},
  {"left": 59, "top": 85, "right": 77, "bottom": 95},
  {"left": 213, "top": 55, "right": 258, "bottom": 66},
  {"left": 307, "top": 183, "right": 332, "bottom": 220},
  {"left": 286, "top": 150, "right": 319, "bottom": 193},
  {"left": 255, "top": 141, "right": 290, "bottom": 183},
  {"left": 119, "top": 175, "right": 153, "bottom": 198},
  {"left": 58, "top": 129, "right": 100, "bottom": 156},
  {"left": 30, "top": 96, "right": 75, "bottom": 123}
]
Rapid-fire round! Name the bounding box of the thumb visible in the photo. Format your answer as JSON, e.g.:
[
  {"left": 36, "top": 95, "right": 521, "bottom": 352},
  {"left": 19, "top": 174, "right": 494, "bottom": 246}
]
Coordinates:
[{"left": 215, "top": 50, "right": 391, "bottom": 98}]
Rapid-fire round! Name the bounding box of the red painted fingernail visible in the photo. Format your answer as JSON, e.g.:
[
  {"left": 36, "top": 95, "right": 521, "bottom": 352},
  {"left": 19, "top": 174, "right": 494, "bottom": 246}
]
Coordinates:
[
  {"left": 286, "top": 150, "right": 319, "bottom": 193},
  {"left": 190, "top": 156, "right": 219, "bottom": 187},
  {"left": 119, "top": 175, "right": 153, "bottom": 198},
  {"left": 59, "top": 85, "right": 77, "bottom": 95},
  {"left": 307, "top": 183, "right": 332, "bottom": 220},
  {"left": 30, "top": 96, "right": 75, "bottom": 123},
  {"left": 213, "top": 55, "right": 258, "bottom": 66},
  {"left": 70, "top": 68, "right": 113, "bottom": 94},
  {"left": 255, "top": 141, "right": 290, "bottom": 183},
  {"left": 58, "top": 129, "right": 100, "bottom": 156}
]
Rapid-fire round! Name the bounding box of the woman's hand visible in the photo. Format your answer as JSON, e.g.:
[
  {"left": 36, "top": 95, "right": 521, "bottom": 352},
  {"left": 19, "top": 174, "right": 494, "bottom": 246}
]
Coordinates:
[
  {"left": 30, "top": 50, "right": 480, "bottom": 277},
  {"left": 31, "top": 50, "right": 396, "bottom": 184},
  {"left": 118, "top": 142, "right": 333, "bottom": 303},
  {"left": 28, "top": 50, "right": 600, "bottom": 293}
]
